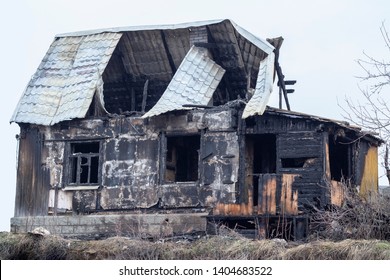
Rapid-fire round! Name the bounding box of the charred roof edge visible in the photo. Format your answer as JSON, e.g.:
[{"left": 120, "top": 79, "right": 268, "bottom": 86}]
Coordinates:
[{"left": 56, "top": 19, "right": 274, "bottom": 54}]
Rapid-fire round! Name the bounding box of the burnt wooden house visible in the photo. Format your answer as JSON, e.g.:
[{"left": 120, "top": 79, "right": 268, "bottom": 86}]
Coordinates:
[{"left": 10, "top": 20, "right": 381, "bottom": 239}]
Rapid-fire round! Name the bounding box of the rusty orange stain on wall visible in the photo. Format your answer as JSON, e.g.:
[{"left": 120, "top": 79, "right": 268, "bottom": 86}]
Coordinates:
[
  {"left": 258, "top": 174, "right": 277, "bottom": 215},
  {"left": 280, "top": 174, "right": 298, "bottom": 215},
  {"left": 215, "top": 173, "right": 298, "bottom": 216},
  {"left": 360, "top": 146, "right": 378, "bottom": 198}
]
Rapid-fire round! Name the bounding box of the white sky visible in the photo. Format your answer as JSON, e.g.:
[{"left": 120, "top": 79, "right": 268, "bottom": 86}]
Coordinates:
[{"left": 0, "top": 0, "right": 389, "bottom": 231}]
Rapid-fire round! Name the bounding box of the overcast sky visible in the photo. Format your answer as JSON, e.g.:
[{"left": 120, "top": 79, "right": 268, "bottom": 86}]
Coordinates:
[{"left": 0, "top": 0, "right": 389, "bottom": 231}]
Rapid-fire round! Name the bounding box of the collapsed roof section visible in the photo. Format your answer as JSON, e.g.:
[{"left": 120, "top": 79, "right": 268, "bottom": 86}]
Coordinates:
[
  {"left": 142, "top": 46, "right": 226, "bottom": 118},
  {"left": 11, "top": 19, "right": 279, "bottom": 125}
]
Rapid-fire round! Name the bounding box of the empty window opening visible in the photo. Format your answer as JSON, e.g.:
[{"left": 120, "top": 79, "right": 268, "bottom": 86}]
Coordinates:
[
  {"left": 281, "top": 157, "right": 317, "bottom": 168},
  {"left": 245, "top": 134, "right": 276, "bottom": 206},
  {"left": 165, "top": 135, "right": 200, "bottom": 182},
  {"left": 69, "top": 142, "right": 100, "bottom": 185},
  {"left": 328, "top": 136, "right": 351, "bottom": 181}
]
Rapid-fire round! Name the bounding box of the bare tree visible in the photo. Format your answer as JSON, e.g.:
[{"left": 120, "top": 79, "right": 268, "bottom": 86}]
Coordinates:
[{"left": 342, "top": 22, "right": 390, "bottom": 184}]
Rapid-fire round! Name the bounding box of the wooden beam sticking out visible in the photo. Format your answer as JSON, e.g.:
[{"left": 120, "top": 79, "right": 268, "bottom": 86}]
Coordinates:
[
  {"left": 274, "top": 49, "right": 291, "bottom": 110},
  {"left": 141, "top": 79, "right": 149, "bottom": 113}
]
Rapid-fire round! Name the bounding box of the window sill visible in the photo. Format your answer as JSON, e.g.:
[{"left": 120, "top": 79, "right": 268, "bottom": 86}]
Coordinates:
[
  {"left": 162, "top": 181, "right": 198, "bottom": 187},
  {"left": 63, "top": 185, "right": 100, "bottom": 191}
]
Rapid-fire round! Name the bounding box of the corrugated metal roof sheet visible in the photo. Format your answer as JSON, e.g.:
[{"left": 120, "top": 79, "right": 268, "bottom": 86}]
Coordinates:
[
  {"left": 142, "top": 46, "right": 225, "bottom": 118},
  {"left": 11, "top": 19, "right": 277, "bottom": 125},
  {"left": 242, "top": 52, "right": 275, "bottom": 118},
  {"left": 11, "top": 33, "right": 122, "bottom": 125}
]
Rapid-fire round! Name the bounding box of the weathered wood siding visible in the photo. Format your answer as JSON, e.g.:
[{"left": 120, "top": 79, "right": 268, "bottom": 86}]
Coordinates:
[
  {"left": 101, "top": 136, "right": 159, "bottom": 209},
  {"left": 200, "top": 132, "right": 239, "bottom": 206},
  {"left": 14, "top": 110, "right": 240, "bottom": 216},
  {"left": 15, "top": 126, "right": 50, "bottom": 216},
  {"left": 214, "top": 173, "right": 298, "bottom": 216},
  {"left": 277, "top": 132, "right": 326, "bottom": 209},
  {"left": 359, "top": 145, "right": 378, "bottom": 197}
]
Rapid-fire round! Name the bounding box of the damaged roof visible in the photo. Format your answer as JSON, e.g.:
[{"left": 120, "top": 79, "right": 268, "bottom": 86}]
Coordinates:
[
  {"left": 11, "top": 19, "right": 279, "bottom": 125},
  {"left": 142, "top": 46, "right": 226, "bottom": 118},
  {"left": 264, "top": 107, "right": 383, "bottom": 144},
  {"left": 12, "top": 33, "right": 121, "bottom": 125}
]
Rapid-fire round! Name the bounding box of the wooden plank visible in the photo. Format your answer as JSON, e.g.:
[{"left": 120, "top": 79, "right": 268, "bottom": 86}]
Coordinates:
[
  {"left": 324, "top": 138, "right": 331, "bottom": 180},
  {"left": 331, "top": 180, "right": 344, "bottom": 207},
  {"left": 280, "top": 174, "right": 298, "bottom": 215},
  {"left": 359, "top": 146, "right": 379, "bottom": 197},
  {"left": 15, "top": 127, "right": 50, "bottom": 216},
  {"left": 258, "top": 174, "right": 277, "bottom": 214}
]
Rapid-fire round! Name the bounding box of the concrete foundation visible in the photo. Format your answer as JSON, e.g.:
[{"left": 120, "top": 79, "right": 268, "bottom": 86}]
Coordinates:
[{"left": 10, "top": 213, "right": 207, "bottom": 240}]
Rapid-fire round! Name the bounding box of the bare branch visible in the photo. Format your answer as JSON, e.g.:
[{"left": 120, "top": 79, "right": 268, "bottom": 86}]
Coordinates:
[{"left": 341, "top": 23, "right": 390, "bottom": 184}]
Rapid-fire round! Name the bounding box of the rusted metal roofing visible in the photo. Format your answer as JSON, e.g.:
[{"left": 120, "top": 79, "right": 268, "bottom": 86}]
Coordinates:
[
  {"left": 142, "top": 46, "right": 225, "bottom": 118},
  {"left": 11, "top": 33, "right": 122, "bottom": 125},
  {"left": 11, "top": 19, "right": 277, "bottom": 125},
  {"left": 242, "top": 52, "right": 275, "bottom": 118}
]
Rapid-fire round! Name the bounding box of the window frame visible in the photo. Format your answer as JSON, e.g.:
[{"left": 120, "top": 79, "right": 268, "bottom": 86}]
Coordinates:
[
  {"left": 65, "top": 141, "right": 102, "bottom": 188},
  {"left": 160, "top": 133, "right": 201, "bottom": 184}
]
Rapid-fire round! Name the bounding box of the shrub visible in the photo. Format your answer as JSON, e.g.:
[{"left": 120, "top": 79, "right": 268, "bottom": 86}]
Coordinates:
[{"left": 310, "top": 181, "right": 390, "bottom": 241}]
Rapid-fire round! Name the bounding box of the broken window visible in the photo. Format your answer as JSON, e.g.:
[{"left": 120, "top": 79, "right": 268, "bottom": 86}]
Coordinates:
[
  {"left": 68, "top": 142, "right": 100, "bottom": 185},
  {"left": 281, "top": 157, "right": 317, "bottom": 168},
  {"left": 328, "top": 135, "right": 351, "bottom": 181},
  {"left": 165, "top": 135, "right": 200, "bottom": 182}
]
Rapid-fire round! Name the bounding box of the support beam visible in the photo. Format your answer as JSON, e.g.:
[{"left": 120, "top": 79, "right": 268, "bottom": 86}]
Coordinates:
[{"left": 274, "top": 49, "right": 291, "bottom": 110}]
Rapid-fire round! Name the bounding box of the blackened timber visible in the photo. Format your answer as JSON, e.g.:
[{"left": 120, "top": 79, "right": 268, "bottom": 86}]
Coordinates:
[
  {"left": 274, "top": 48, "right": 291, "bottom": 111},
  {"left": 199, "top": 129, "right": 205, "bottom": 189},
  {"left": 238, "top": 113, "right": 247, "bottom": 204},
  {"left": 193, "top": 42, "right": 219, "bottom": 48},
  {"left": 130, "top": 88, "right": 136, "bottom": 112},
  {"left": 141, "top": 79, "right": 149, "bottom": 113},
  {"left": 160, "top": 30, "right": 177, "bottom": 74},
  {"left": 159, "top": 131, "right": 167, "bottom": 185},
  {"left": 44, "top": 136, "right": 111, "bottom": 142}
]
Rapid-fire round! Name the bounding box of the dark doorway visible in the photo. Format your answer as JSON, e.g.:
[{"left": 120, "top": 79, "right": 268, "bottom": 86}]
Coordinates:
[
  {"left": 246, "top": 134, "right": 277, "bottom": 206},
  {"left": 328, "top": 135, "right": 351, "bottom": 181}
]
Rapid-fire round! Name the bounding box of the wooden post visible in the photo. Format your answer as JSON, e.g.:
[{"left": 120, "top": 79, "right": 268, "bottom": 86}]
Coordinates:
[{"left": 141, "top": 79, "right": 149, "bottom": 113}]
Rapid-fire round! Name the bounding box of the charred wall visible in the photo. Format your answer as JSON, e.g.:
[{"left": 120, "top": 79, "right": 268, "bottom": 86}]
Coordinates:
[
  {"left": 243, "top": 114, "right": 329, "bottom": 212},
  {"left": 14, "top": 107, "right": 379, "bottom": 219},
  {"left": 15, "top": 108, "right": 239, "bottom": 216}
]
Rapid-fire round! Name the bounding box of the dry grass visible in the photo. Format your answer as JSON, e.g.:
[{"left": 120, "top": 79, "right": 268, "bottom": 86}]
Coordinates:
[
  {"left": 1, "top": 231, "right": 389, "bottom": 260},
  {"left": 283, "top": 239, "right": 390, "bottom": 260},
  {"left": 0, "top": 232, "right": 69, "bottom": 260},
  {"left": 2, "top": 184, "right": 390, "bottom": 260}
]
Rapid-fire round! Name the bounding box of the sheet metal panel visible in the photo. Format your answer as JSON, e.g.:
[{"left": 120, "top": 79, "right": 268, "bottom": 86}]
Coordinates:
[
  {"left": 242, "top": 52, "right": 275, "bottom": 118},
  {"left": 56, "top": 19, "right": 275, "bottom": 55},
  {"left": 12, "top": 19, "right": 277, "bottom": 125},
  {"left": 142, "top": 46, "right": 225, "bottom": 118},
  {"left": 119, "top": 31, "right": 173, "bottom": 81},
  {"left": 11, "top": 33, "right": 122, "bottom": 125}
]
